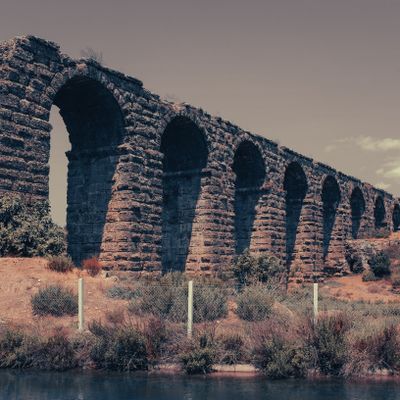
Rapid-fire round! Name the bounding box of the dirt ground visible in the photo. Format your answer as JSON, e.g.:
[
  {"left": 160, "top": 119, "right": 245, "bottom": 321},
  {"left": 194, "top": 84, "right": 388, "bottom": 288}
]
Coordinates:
[
  {"left": 0, "top": 257, "right": 398, "bottom": 334},
  {"left": 0, "top": 257, "right": 128, "bottom": 331}
]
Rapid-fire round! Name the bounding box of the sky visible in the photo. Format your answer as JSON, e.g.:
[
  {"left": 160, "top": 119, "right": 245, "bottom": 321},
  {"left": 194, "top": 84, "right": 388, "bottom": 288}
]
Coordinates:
[{"left": 1, "top": 0, "right": 400, "bottom": 225}]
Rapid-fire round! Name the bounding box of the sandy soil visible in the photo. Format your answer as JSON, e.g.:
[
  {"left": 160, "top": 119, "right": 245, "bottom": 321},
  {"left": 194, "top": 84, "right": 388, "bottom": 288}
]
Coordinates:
[{"left": 0, "top": 257, "right": 128, "bottom": 332}]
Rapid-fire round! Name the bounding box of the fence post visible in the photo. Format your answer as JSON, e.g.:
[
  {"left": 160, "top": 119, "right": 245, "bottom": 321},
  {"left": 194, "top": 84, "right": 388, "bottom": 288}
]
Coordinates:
[
  {"left": 187, "top": 280, "right": 193, "bottom": 339},
  {"left": 78, "top": 278, "right": 84, "bottom": 331},
  {"left": 313, "top": 282, "right": 318, "bottom": 324}
]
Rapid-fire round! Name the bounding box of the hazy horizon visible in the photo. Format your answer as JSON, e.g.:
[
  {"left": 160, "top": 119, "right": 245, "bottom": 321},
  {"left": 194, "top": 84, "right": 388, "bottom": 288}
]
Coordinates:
[{"left": 1, "top": 0, "right": 400, "bottom": 225}]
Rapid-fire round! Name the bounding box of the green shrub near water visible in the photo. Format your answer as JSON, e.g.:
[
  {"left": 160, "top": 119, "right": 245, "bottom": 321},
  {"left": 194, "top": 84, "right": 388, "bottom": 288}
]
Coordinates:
[
  {"left": 31, "top": 285, "right": 78, "bottom": 317},
  {"left": 0, "top": 195, "right": 66, "bottom": 257},
  {"left": 88, "top": 321, "right": 148, "bottom": 371}
]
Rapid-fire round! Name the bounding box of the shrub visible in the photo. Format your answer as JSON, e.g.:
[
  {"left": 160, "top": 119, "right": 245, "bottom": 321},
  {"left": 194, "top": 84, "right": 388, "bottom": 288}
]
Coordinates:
[
  {"left": 368, "top": 251, "right": 391, "bottom": 277},
  {"left": 362, "top": 269, "right": 379, "bottom": 282},
  {"left": 83, "top": 257, "right": 102, "bottom": 277},
  {"left": 346, "top": 254, "right": 364, "bottom": 274},
  {"left": 88, "top": 321, "right": 148, "bottom": 371},
  {"left": 180, "top": 331, "right": 216, "bottom": 374},
  {"left": 193, "top": 285, "right": 228, "bottom": 322},
  {"left": 0, "top": 195, "right": 66, "bottom": 257},
  {"left": 233, "top": 250, "right": 285, "bottom": 286},
  {"left": 47, "top": 255, "right": 74, "bottom": 273},
  {"left": 31, "top": 285, "right": 78, "bottom": 317},
  {"left": 218, "top": 333, "right": 248, "bottom": 365},
  {"left": 129, "top": 275, "right": 228, "bottom": 323},
  {"left": 391, "top": 271, "right": 400, "bottom": 290},
  {"left": 0, "top": 329, "right": 76, "bottom": 371},
  {"left": 236, "top": 286, "right": 274, "bottom": 321},
  {"left": 106, "top": 285, "right": 137, "bottom": 300},
  {"left": 253, "top": 335, "right": 310, "bottom": 379},
  {"left": 310, "top": 313, "right": 351, "bottom": 375},
  {"left": 33, "top": 332, "right": 77, "bottom": 371}
]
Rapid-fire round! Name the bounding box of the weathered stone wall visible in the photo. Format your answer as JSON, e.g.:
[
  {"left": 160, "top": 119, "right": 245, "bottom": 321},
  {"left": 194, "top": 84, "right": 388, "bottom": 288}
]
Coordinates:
[{"left": 0, "top": 35, "right": 399, "bottom": 278}]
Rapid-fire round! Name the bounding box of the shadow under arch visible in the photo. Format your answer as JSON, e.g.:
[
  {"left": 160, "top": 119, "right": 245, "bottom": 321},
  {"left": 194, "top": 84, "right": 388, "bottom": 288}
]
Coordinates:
[
  {"left": 284, "top": 162, "right": 308, "bottom": 269},
  {"left": 350, "top": 187, "right": 365, "bottom": 239},
  {"left": 232, "top": 140, "right": 265, "bottom": 254},
  {"left": 321, "top": 176, "right": 341, "bottom": 259},
  {"left": 374, "top": 196, "right": 386, "bottom": 229},
  {"left": 393, "top": 204, "right": 400, "bottom": 232},
  {"left": 160, "top": 116, "right": 208, "bottom": 272},
  {"left": 52, "top": 76, "right": 124, "bottom": 265}
]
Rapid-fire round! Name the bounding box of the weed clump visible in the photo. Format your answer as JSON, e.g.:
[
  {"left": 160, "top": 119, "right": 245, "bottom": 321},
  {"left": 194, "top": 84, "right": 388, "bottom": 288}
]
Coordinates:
[{"left": 31, "top": 285, "right": 78, "bottom": 317}]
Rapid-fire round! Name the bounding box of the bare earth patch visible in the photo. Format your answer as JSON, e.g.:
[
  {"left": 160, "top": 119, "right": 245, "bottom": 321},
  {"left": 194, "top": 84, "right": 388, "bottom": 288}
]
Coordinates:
[{"left": 0, "top": 257, "right": 128, "bottom": 332}]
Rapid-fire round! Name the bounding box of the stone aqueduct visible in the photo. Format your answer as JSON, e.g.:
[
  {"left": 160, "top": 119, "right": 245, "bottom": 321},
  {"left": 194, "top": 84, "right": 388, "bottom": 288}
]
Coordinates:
[{"left": 0, "top": 36, "right": 399, "bottom": 279}]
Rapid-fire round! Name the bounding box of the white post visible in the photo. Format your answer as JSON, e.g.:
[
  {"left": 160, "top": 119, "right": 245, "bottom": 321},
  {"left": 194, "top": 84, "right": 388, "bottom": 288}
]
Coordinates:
[
  {"left": 78, "top": 278, "right": 84, "bottom": 331},
  {"left": 313, "top": 282, "right": 318, "bottom": 324},
  {"left": 187, "top": 280, "right": 193, "bottom": 339}
]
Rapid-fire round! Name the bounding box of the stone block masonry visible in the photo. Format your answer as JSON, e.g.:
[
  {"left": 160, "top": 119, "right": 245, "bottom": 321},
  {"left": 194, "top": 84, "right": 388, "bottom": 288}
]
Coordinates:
[{"left": 0, "top": 35, "right": 399, "bottom": 279}]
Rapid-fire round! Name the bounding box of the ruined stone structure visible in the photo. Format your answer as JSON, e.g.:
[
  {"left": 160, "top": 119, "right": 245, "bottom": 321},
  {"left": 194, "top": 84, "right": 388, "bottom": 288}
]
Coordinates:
[{"left": 0, "top": 36, "right": 399, "bottom": 279}]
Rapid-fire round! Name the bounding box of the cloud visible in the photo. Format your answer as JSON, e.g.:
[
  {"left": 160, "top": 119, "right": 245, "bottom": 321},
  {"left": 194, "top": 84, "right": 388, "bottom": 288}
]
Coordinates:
[
  {"left": 374, "top": 181, "right": 391, "bottom": 190},
  {"left": 325, "top": 135, "right": 400, "bottom": 153},
  {"left": 376, "top": 159, "right": 400, "bottom": 179}
]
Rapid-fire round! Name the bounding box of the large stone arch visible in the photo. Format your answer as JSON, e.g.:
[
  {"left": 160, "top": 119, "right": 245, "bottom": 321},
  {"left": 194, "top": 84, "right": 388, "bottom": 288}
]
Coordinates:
[
  {"left": 48, "top": 72, "right": 125, "bottom": 264},
  {"left": 374, "top": 195, "right": 386, "bottom": 229},
  {"left": 283, "top": 161, "right": 308, "bottom": 269},
  {"left": 160, "top": 115, "right": 208, "bottom": 272},
  {"left": 321, "top": 175, "right": 341, "bottom": 260},
  {"left": 350, "top": 187, "right": 365, "bottom": 239},
  {"left": 232, "top": 140, "right": 266, "bottom": 254}
]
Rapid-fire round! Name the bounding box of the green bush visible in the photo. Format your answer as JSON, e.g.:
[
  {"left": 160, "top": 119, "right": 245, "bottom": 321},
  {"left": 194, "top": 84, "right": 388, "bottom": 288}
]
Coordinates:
[
  {"left": 236, "top": 286, "right": 274, "bottom": 321},
  {"left": 218, "top": 333, "right": 247, "bottom": 365},
  {"left": 0, "top": 195, "right": 66, "bottom": 257},
  {"left": 311, "top": 313, "right": 351, "bottom": 375},
  {"left": 89, "top": 321, "right": 148, "bottom": 371},
  {"left": 362, "top": 269, "right": 379, "bottom": 282},
  {"left": 129, "top": 274, "right": 228, "bottom": 323},
  {"left": 47, "top": 255, "right": 74, "bottom": 273},
  {"left": 180, "top": 332, "right": 216, "bottom": 374},
  {"left": 0, "top": 329, "right": 76, "bottom": 371},
  {"left": 31, "top": 285, "right": 78, "bottom": 317},
  {"left": 253, "top": 336, "right": 310, "bottom": 379},
  {"left": 106, "top": 285, "right": 138, "bottom": 300},
  {"left": 368, "top": 251, "right": 391, "bottom": 277},
  {"left": 233, "top": 250, "right": 285, "bottom": 286}
]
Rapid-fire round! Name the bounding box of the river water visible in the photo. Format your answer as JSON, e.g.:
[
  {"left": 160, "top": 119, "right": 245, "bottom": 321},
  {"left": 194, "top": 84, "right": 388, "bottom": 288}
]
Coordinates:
[{"left": 1, "top": 371, "right": 399, "bottom": 400}]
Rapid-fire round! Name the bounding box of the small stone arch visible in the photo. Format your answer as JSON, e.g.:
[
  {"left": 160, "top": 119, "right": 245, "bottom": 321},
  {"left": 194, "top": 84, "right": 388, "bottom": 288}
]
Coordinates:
[
  {"left": 321, "top": 175, "right": 341, "bottom": 259},
  {"left": 374, "top": 196, "right": 386, "bottom": 229},
  {"left": 232, "top": 140, "right": 266, "bottom": 254},
  {"left": 160, "top": 116, "right": 208, "bottom": 272},
  {"left": 284, "top": 161, "right": 308, "bottom": 268},
  {"left": 393, "top": 203, "right": 400, "bottom": 232},
  {"left": 350, "top": 187, "right": 365, "bottom": 239}
]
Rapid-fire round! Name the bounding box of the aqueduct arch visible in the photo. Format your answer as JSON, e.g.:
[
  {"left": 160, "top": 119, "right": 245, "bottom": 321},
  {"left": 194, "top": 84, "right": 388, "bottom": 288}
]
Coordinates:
[
  {"left": 321, "top": 176, "right": 341, "bottom": 260},
  {"left": 283, "top": 162, "right": 308, "bottom": 270},
  {"left": 393, "top": 204, "right": 400, "bottom": 232},
  {"left": 232, "top": 140, "right": 265, "bottom": 254},
  {"left": 160, "top": 116, "right": 208, "bottom": 272},
  {"left": 374, "top": 196, "right": 386, "bottom": 229},
  {"left": 0, "top": 36, "right": 399, "bottom": 278},
  {"left": 350, "top": 187, "right": 365, "bottom": 239},
  {"left": 52, "top": 76, "right": 124, "bottom": 264}
]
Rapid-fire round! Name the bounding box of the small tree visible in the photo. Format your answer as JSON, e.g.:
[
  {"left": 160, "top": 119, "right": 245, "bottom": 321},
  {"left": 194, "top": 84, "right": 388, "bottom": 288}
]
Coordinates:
[
  {"left": 368, "top": 251, "right": 391, "bottom": 277},
  {"left": 0, "top": 195, "right": 66, "bottom": 257}
]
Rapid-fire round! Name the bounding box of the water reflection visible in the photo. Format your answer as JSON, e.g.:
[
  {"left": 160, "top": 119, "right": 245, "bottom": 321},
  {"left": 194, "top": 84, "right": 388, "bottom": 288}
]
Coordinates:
[{"left": 0, "top": 371, "right": 399, "bottom": 400}]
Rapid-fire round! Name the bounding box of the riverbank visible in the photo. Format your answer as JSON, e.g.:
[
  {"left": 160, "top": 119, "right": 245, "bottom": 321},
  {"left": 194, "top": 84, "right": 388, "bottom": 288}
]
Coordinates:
[{"left": 1, "top": 257, "right": 400, "bottom": 378}]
